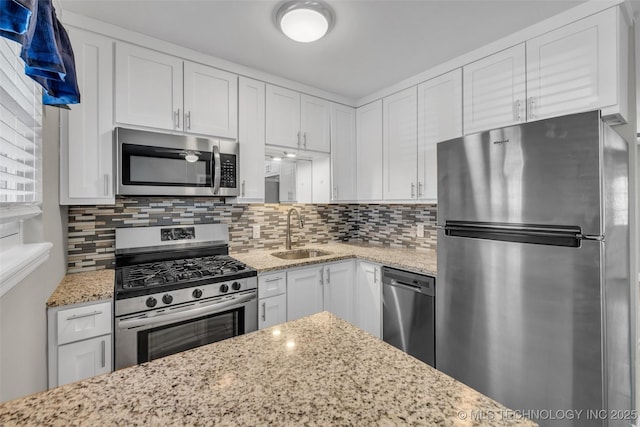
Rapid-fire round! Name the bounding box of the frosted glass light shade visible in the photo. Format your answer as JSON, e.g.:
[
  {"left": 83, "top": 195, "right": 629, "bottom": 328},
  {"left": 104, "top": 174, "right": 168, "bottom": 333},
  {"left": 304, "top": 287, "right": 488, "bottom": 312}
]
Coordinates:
[{"left": 276, "top": 1, "right": 334, "bottom": 43}]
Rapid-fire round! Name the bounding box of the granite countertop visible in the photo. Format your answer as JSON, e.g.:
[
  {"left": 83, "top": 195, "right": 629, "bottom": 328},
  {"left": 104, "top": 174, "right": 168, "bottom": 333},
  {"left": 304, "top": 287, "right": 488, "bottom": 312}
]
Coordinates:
[
  {"left": 0, "top": 312, "right": 535, "bottom": 426},
  {"left": 46, "top": 270, "right": 114, "bottom": 308},
  {"left": 232, "top": 242, "right": 437, "bottom": 276}
]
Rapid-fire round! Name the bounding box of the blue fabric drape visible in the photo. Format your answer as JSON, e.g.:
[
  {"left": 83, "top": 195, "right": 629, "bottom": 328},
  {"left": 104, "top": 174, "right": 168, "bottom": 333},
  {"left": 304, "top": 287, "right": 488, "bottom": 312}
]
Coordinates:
[
  {"left": 0, "top": 0, "right": 80, "bottom": 107},
  {"left": 0, "top": 0, "right": 35, "bottom": 42}
]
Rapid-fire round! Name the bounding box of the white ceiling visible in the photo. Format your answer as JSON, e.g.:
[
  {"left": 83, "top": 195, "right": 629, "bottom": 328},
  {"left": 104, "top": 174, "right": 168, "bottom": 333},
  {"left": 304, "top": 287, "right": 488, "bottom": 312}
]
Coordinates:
[{"left": 58, "top": 0, "right": 587, "bottom": 100}]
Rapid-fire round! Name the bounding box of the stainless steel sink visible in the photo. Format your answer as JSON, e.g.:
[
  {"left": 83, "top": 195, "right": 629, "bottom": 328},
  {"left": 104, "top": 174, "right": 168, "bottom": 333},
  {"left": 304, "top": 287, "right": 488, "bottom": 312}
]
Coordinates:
[{"left": 271, "top": 249, "right": 332, "bottom": 260}]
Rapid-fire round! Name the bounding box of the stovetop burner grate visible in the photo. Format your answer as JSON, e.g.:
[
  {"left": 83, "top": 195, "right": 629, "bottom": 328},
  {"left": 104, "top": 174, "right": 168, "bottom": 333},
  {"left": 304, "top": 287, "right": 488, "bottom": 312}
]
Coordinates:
[{"left": 121, "top": 255, "right": 249, "bottom": 290}]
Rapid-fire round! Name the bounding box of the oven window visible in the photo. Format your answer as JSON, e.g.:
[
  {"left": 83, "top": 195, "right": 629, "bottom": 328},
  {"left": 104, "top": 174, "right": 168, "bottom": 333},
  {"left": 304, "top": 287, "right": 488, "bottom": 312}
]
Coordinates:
[
  {"left": 138, "top": 308, "right": 244, "bottom": 363},
  {"left": 122, "top": 143, "right": 211, "bottom": 187}
]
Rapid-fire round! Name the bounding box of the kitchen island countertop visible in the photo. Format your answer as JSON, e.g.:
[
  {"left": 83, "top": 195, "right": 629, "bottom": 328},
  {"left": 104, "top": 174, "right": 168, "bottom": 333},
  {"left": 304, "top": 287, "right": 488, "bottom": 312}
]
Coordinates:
[{"left": 0, "top": 312, "right": 535, "bottom": 426}]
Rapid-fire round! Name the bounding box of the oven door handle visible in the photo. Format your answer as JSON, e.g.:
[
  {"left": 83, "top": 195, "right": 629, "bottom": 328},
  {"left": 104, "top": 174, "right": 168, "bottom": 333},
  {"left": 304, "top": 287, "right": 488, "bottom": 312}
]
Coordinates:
[{"left": 118, "top": 293, "right": 256, "bottom": 329}]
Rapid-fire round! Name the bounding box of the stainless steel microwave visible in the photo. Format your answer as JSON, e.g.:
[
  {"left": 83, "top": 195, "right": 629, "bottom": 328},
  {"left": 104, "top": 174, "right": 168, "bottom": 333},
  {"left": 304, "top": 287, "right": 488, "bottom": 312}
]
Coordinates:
[{"left": 115, "top": 127, "right": 239, "bottom": 197}]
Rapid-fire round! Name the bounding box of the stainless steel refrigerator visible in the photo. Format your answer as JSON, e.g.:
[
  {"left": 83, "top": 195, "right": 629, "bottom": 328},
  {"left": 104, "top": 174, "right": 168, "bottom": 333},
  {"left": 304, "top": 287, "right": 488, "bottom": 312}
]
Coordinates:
[{"left": 436, "top": 111, "right": 633, "bottom": 427}]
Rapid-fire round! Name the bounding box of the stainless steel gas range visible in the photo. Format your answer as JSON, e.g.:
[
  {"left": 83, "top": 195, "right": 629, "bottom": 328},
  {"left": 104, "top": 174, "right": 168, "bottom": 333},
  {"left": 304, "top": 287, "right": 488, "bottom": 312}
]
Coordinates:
[{"left": 114, "top": 224, "right": 257, "bottom": 370}]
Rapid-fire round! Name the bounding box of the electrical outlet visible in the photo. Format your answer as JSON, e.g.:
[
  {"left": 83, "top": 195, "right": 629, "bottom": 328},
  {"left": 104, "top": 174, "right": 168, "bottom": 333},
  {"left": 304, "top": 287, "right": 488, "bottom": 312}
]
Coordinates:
[
  {"left": 416, "top": 224, "right": 424, "bottom": 238},
  {"left": 252, "top": 225, "right": 260, "bottom": 239}
]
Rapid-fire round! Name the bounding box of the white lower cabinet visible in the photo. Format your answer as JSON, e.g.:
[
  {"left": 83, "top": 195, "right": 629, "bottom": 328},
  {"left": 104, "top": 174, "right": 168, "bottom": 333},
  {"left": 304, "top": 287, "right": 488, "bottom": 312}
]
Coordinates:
[
  {"left": 258, "top": 272, "right": 287, "bottom": 329},
  {"left": 286, "top": 261, "right": 355, "bottom": 323},
  {"left": 354, "top": 261, "right": 382, "bottom": 338},
  {"left": 58, "top": 335, "right": 112, "bottom": 386},
  {"left": 48, "top": 300, "right": 113, "bottom": 388},
  {"left": 287, "top": 266, "right": 324, "bottom": 321}
]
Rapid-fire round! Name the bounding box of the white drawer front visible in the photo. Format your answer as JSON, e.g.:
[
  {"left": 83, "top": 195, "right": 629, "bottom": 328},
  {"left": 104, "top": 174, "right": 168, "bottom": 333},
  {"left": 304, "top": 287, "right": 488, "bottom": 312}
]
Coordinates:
[
  {"left": 57, "top": 301, "right": 112, "bottom": 345},
  {"left": 258, "top": 273, "right": 286, "bottom": 299}
]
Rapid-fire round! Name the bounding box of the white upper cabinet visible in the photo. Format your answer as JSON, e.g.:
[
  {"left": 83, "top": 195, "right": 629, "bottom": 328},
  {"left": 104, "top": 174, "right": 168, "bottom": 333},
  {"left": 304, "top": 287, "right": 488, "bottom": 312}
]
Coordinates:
[
  {"left": 300, "top": 94, "right": 331, "bottom": 152},
  {"left": 526, "top": 7, "right": 626, "bottom": 123},
  {"left": 266, "top": 85, "right": 330, "bottom": 153},
  {"left": 60, "top": 28, "right": 114, "bottom": 205},
  {"left": 356, "top": 100, "right": 383, "bottom": 201},
  {"left": 330, "top": 103, "right": 357, "bottom": 201},
  {"left": 382, "top": 87, "right": 418, "bottom": 200},
  {"left": 115, "top": 43, "right": 183, "bottom": 131},
  {"left": 463, "top": 44, "right": 526, "bottom": 134},
  {"left": 417, "top": 69, "right": 462, "bottom": 202},
  {"left": 183, "top": 61, "right": 237, "bottom": 139},
  {"left": 266, "top": 85, "right": 301, "bottom": 149},
  {"left": 115, "top": 42, "right": 238, "bottom": 137},
  {"left": 238, "top": 77, "right": 265, "bottom": 202}
]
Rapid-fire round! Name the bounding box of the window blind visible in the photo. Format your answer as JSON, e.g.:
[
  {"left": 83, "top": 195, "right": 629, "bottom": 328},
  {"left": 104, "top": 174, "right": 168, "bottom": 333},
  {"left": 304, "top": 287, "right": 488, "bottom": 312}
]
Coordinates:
[{"left": 0, "top": 38, "right": 42, "bottom": 206}]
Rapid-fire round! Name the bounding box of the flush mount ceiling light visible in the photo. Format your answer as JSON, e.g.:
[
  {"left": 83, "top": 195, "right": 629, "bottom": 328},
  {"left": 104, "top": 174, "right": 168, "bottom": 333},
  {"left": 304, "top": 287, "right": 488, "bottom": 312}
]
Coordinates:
[
  {"left": 275, "top": 0, "right": 335, "bottom": 43},
  {"left": 285, "top": 152, "right": 297, "bottom": 158}
]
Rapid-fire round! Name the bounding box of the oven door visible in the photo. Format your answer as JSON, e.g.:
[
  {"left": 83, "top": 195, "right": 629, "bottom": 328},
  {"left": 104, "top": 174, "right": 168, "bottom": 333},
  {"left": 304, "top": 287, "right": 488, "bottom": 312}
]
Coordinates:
[{"left": 115, "top": 291, "right": 257, "bottom": 370}]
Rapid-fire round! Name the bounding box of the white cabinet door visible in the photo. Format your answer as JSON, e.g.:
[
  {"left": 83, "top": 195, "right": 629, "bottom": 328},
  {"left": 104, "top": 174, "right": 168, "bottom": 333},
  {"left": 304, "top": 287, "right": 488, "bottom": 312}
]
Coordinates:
[
  {"left": 266, "top": 85, "right": 301, "bottom": 149},
  {"left": 58, "top": 335, "right": 111, "bottom": 386},
  {"left": 61, "top": 28, "right": 114, "bottom": 204},
  {"left": 300, "top": 94, "right": 330, "bottom": 152},
  {"left": 356, "top": 100, "right": 383, "bottom": 201},
  {"left": 526, "top": 8, "right": 618, "bottom": 122},
  {"left": 312, "top": 156, "right": 331, "bottom": 203},
  {"left": 279, "top": 160, "right": 296, "bottom": 202},
  {"left": 183, "top": 61, "right": 237, "bottom": 138},
  {"left": 330, "top": 104, "right": 356, "bottom": 201},
  {"left": 463, "top": 44, "right": 526, "bottom": 134},
  {"left": 287, "top": 266, "right": 324, "bottom": 321},
  {"left": 382, "top": 87, "right": 418, "bottom": 200},
  {"left": 354, "top": 261, "right": 381, "bottom": 338},
  {"left": 258, "top": 295, "right": 287, "bottom": 330},
  {"left": 238, "top": 77, "right": 265, "bottom": 202},
  {"left": 115, "top": 43, "right": 183, "bottom": 131},
  {"left": 417, "top": 69, "right": 463, "bottom": 202},
  {"left": 323, "top": 261, "right": 354, "bottom": 323}
]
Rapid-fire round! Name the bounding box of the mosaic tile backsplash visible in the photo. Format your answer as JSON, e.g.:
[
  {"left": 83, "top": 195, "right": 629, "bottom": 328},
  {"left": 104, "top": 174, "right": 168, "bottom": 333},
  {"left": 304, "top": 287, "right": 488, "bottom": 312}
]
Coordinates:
[{"left": 67, "top": 198, "right": 437, "bottom": 272}]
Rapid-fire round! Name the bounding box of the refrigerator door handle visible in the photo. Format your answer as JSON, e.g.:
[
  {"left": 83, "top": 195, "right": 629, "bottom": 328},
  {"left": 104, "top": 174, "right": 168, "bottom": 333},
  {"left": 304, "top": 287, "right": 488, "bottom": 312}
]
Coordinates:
[
  {"left": 579, "top": 234, "right": 604, "bottom": 242},
  {"left": 444, "top": 222, "right": 583, "bottom": 248}
]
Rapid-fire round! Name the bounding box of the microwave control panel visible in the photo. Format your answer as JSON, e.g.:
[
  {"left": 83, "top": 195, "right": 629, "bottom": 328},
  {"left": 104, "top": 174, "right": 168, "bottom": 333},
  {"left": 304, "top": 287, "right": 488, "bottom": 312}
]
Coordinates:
[{"left": 219, "top": 154, "right": 237, "bottom": 188}]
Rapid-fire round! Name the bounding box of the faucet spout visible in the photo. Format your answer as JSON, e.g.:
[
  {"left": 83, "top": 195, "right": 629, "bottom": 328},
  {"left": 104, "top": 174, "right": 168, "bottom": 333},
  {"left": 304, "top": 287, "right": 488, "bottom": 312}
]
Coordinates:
[{"left": 286, "top": 208, "right": 303, "bottom": 250}]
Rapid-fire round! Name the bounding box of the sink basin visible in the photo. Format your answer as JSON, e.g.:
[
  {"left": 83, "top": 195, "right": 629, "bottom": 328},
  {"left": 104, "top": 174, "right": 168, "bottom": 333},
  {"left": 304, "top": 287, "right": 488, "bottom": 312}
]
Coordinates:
[{"left": 271, "top": 249, "right": 332, "bottom": 260}]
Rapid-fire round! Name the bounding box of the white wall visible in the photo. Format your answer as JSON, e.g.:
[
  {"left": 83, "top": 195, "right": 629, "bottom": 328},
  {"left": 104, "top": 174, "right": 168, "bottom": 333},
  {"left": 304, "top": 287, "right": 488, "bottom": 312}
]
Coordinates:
[{"left": 0, "top": 107, "right": 68, "bottom": 402}]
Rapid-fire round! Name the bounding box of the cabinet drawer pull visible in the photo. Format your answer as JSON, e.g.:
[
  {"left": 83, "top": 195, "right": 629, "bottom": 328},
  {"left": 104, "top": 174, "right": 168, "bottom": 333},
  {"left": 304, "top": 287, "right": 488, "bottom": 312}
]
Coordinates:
[
  {"left": 100, "top": 340, "right": 106, "bottom": 368},
  {"left": 175, "top": 108, "right": 180, "bottom": 128},
  {"left": 241, "top": 180, "right": 246, "bottom": 197},
  {"left": 66, "top": 310, "right": 102, "bottom": 321},
  {"left": 418, "top": 182, "right": 423, "bottom": 198},
  {"left": 261, "top": 302, "right": 267, "bottom": 321},
  {"left": 320, "top": 268, "right": 324, "bottom": 285},
  {"left": 303, "top": 132, "right": 307, "bottom": 148},
  {"left": 265, "top": 277, "right": 283, "bottom": 283},
  {"left": 297, "top": 131, "right": 301, "bottom": 147},
  {"left": 186, "top": 111, "right": 192, "bottom": 130},
  {"left": 326, "top": 267, "right": 331, "bottom": 284}
]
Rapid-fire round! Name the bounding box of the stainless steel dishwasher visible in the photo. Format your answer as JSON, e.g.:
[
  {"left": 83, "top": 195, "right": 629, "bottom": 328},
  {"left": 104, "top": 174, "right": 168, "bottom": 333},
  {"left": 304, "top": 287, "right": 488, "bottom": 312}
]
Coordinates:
[{"left": 382, "top": 267, "right": 435, "bottom": 367}]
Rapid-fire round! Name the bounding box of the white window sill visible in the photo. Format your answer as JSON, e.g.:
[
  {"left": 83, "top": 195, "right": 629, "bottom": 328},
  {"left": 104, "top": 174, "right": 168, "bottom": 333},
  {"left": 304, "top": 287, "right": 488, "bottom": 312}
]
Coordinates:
[{"left": 0, "top": 242, "right": 53, "bottom": 298}]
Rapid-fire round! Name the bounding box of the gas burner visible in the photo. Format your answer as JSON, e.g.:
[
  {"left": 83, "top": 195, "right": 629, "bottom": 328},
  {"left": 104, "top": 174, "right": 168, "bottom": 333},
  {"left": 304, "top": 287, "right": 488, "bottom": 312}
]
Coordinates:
[{"left": 120, "top": 255, "right": 252, "bottom": 291}]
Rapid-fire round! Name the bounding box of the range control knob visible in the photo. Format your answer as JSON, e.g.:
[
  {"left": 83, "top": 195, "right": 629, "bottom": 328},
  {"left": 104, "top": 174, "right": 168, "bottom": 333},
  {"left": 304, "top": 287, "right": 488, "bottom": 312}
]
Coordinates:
[
  {"left": 146, "top": 297, "right": 157, "bottom": 308},
  {"left": 232, "top": 281, "right": 241, "bottom": 291},
  {"left": 192, "top": 288, "right": 203, "bottom": 299},
  {"left": 162, "top": 294, "right": 173, "bottom": 304},
  {"left": 219, "top": 284, "right": 229, "bottom": 293}
]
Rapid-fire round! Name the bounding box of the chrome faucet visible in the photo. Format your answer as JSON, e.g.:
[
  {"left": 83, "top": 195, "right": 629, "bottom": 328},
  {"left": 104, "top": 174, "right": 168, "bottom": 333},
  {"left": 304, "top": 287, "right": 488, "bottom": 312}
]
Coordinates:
[{"left": 286, "top": 208, "right": 304, "bottom": 250}]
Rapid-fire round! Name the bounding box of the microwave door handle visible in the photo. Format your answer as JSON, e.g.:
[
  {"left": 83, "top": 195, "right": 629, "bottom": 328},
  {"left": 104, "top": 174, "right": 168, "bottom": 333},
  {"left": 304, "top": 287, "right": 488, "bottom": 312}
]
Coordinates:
[{"left": 212, "top": 144, "right": 221, "bottom": 195}]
